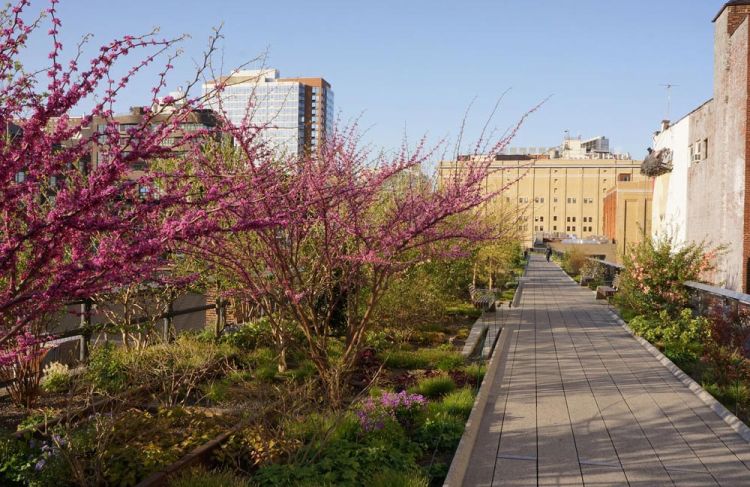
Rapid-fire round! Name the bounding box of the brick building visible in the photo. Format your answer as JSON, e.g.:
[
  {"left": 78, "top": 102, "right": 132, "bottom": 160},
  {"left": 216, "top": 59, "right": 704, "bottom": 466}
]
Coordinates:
[{"left": 648, "top": 1, "right": 750, "bottom": 291}]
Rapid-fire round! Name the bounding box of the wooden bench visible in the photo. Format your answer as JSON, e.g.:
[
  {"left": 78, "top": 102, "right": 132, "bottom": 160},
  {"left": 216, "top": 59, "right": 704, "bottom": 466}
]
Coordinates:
[{"left": 595, "top": 275, "right": 620, "bottom": 300}]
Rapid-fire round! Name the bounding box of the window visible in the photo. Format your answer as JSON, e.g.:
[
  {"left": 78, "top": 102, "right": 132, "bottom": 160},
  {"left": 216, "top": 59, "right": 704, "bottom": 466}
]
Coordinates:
[
  {"left": 618, "top": 173, "right": 631, "bottom": 182},
  {"left": 572, "top": 216, "right": 576, "bottom": 222},
  {"left": 572, "top": 226, "right": 576, "bottom": 232},
  {"left": 553, "top": 197, "right": 559, "bottom": 203},
  {"left": 539, "top": 216, "right": 544, "bottom": 222},
  {"left": 553, "top": 216, "right": 558, "bottom": 221},
  {"left": 553, "top": 226, "right": 557, "bottom": 231},
  {"left": 540, "top": 226, "right": 544, "bottom": 231},
  {"left": 567, "top": 217, "right": 571, "bottom": 222},
  {"left": 567, "top": 226, "right": 571, "bottom": 231}
]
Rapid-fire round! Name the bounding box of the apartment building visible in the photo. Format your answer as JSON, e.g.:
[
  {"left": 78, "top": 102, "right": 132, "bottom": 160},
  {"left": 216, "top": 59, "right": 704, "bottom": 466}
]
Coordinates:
[
  {"left": 440, "top": 136, "right": 646, "bottom": 247},
  {"left": 202, "top": 69, "right": 333, "bottom": 156}
]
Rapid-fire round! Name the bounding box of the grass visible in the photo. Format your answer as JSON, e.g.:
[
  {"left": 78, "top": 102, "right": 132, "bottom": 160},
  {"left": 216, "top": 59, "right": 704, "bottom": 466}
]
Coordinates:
[
  {"left": 171, "top": 467, "right": 251, "bottom": 487},
  {"left": 371, "top": 469, "right": 430, "bottom": 487},
  {"left": 462, "top": 363, "right": 486, "bottom": 385},
  {"left": 411, "top": 375, "right": 456, "bottom": 399},
  {"left": 383, "top": 348, "right": 465, "bottom": 371},
  {"left": 434, "top": 388, "right": 475, "bottom": 418}
]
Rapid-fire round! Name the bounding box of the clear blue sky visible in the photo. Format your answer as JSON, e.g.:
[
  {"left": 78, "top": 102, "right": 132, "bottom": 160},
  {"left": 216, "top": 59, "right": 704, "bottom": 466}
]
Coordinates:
[{"left": 24, "top": 1, "right": 724, "bottom": 159}]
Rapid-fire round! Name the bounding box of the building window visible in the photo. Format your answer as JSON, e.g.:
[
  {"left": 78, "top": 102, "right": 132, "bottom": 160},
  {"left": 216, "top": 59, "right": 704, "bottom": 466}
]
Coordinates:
[
  {"left": 572, "top": 226, "right": 576, "bottom": 232},
  {"left": 567, "top": 226, "right": 571, "bottom": 231},
  {"left": 618, "top": 173, "right": 631, "bottom": 182},
  {"left": 539, "top": 216, "right": 544, "bottom": 222},
  {"left": 553, "top": 197, "right": 558, "bottom": 203},
  {"left": 567, "top": 217, "right": 571, "bottom": 222},
  {"left": 572, "top": 216, "right": 576, "bottom": 222},
  {"left": 553, "top": 216, "right": 558, "bottom": 221},
  {"left": 553, "top": 226, "right": 557, "bottom": 231}
]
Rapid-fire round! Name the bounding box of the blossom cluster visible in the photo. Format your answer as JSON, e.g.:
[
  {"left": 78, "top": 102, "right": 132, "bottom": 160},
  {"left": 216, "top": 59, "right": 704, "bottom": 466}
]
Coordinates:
[{"left": 356, "top": 391, "right": 426, "bottom": 432}]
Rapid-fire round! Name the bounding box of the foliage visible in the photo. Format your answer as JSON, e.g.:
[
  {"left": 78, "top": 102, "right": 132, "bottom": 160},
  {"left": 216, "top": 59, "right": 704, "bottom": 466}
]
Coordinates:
[
  {"left": 383, "top": 348, "right": 465, "bottom": 371},
  {"left": 473, "top": 239, "right": 524, "bottom": 289},
  {"left": 370, "top": 469, "right": 430, "bottom": 487},
  {"left": 445, "top": 303, "right": 482, "bottom": 319},
  {"left": 171, "top": 467, "right": 251, "bottom": 487},
  {"left": 52, "top": 407, "right": 226, "bottom": 486},
  {"left": 40, "top": 361, "right": 72, "bottom": 394},
  {"left": 414, "top": 411, "right": 465, "bottom": 452},
  {"left": 356, "top": 391, "right": 427, "bottom": 432},
  {"left": 615, "top": 235, "right": 718, "bottom": 318},
  {"left": 0, "top": 434, "right": 67, "bottom": 486},
  {"left": 561, "top": 248, "right": 587, "bottom": 277},
  {"left": 706, "top": 305, "right": 750, "bottom": 358},
  {"left": 434, "top": 388, "right": 475, "bottom": 418},
  {"left": 629, "top": 309, "right": 708, "bottom": 362},
  {"left": 411, "top": 375, "right": 456, "bottom": 399},
  {"left": 86, "top": 342, "right": 128, "bottom": 394},
  {"left": 221, "top": 318, "right": 276, "bottom": 350}
]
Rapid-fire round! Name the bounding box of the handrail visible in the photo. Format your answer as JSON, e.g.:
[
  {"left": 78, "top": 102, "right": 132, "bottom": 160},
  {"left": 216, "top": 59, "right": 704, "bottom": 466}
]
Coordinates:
[{"left": 684, "top": 281, "right": 750, "bottom": 305}]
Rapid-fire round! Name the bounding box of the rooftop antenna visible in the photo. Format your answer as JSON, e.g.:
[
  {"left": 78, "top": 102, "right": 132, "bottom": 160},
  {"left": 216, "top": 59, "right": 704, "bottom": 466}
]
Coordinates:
[{"left": 660, "top": 83, "right": 679, "bottom": 121}]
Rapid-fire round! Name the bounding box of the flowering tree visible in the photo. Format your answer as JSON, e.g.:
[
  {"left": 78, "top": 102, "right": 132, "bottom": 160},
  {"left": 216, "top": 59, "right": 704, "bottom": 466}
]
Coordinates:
[
  {"left": 0, "top": 0, "right": 274, "bottom": 343},
  {"left": 189, "top": 116, "right": 532, "bottom": 405}
]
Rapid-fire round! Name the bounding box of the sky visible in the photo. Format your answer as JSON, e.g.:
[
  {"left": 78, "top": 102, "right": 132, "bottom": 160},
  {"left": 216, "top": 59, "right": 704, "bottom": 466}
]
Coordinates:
[{"left": 20, "top": 0, "right": 724, "bottom": 159}]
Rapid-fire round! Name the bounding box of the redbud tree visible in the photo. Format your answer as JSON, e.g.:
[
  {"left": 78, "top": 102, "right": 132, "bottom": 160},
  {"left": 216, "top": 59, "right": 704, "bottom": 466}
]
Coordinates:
[
  {"left": 189, "top": 117, "right": 533, "bottom": 405},
  {"left": 0, "top": 0, "right": 271, "bottom": 354}
]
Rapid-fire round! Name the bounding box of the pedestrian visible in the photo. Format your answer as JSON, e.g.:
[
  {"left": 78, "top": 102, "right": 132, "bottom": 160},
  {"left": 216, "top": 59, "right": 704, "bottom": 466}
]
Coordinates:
[
  {"left": 523, "top": 249, "right": 528, "bottom": 261},
  {"left": 545, "top": 246, "right": 552, "bottom": 262}
]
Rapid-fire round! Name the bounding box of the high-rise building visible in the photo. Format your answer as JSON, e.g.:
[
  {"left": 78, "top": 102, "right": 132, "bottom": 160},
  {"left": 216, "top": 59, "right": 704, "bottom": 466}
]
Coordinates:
[
  {"left": 440, "top": 136, "right": 646, "bottom": 248},
  {"left": 202, "top": 69, "right": 333, "bottom": 156}
]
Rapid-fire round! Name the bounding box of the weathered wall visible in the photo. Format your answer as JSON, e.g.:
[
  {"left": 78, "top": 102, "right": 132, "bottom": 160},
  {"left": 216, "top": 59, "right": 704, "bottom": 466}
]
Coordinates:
[
  {"left": 687, "top": 10, "right": 748, "bottom": 290},
  {"left": 652, "top": 114, "right": 693, "bottom": 243}
]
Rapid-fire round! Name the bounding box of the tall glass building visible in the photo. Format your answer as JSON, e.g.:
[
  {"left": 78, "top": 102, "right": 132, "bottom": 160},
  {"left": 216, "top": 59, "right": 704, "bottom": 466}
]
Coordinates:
[{"left": 203, "top": 69, "right": 333, "bottom": 156}]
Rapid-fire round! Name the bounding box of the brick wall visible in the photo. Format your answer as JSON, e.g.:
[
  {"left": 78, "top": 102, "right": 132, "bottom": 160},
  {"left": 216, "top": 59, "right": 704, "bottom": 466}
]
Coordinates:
[{"left": 729, "top": 5, "right": 750, "bottom": 35}]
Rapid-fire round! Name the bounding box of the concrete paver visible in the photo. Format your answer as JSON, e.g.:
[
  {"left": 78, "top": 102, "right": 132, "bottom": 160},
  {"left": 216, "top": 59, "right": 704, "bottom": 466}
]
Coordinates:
[{"left": 465, "top": 255, "right": 750, "bottom": 486}]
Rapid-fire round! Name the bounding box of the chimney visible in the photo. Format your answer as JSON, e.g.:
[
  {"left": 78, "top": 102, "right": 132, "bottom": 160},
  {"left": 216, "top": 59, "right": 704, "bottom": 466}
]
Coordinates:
[{"left": 660, "top": 120, "right": 670, "bottom": 132}]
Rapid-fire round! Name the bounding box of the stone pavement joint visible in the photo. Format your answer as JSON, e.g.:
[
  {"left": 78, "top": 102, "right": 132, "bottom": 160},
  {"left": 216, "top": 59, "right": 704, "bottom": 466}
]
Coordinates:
[{"left": 460, "top": 255, "right": 750, "bottom": 487}]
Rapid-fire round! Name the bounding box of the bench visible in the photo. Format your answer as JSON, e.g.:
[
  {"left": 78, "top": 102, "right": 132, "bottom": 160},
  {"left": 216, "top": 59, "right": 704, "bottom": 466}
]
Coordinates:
[{"left": 595, "top": 274, "right": 620, "bottom": 300}]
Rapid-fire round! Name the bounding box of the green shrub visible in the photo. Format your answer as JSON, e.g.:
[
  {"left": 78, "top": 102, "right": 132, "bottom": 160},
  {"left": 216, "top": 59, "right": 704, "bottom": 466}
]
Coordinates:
[
  {"left": 371, "top": 469, "right": 429, "bottom": 487},
  {"left": 171, "top": 467, "right": 250, "bottom": 487},
  {"left": 384, "top": 351, "right": 429, "bottom": 370},
  {"left": 436, "top": 388, "right": 475, "bottom": 419},
  {"left": 415, "top": 411, "right": 465, "bottom": 452},
  {"left": 256, "top": 364, "right": 278, "bottom": 382},
  {"left": 86, "top": 342, "right": 128, "bottom": 394},
  {"left": 201, "top": 379, "right": 230, "bottom": 404},
  {"left": 629, "top": 309, "right": 707, "bottom": 361},
  {"left": 412, "top": 375, "right": 456, "bottom": 399},
  {"left": 40, "top": 362, "right": 72, "bottom": 394},
  {"left": 222, "top": 318, "right": 275, "bottom": 350}
]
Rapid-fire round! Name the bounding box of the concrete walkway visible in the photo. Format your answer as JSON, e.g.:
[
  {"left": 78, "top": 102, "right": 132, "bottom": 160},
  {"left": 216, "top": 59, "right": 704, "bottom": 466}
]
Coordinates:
[{"left": 464, "top": 255, "right": 750, "bottom": 486}]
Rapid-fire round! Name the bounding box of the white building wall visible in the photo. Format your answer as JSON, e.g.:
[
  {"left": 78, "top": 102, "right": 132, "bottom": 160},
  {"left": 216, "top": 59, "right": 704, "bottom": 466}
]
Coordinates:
[{"left": 651, "top": 116, "right": 691, "bottom": 244}]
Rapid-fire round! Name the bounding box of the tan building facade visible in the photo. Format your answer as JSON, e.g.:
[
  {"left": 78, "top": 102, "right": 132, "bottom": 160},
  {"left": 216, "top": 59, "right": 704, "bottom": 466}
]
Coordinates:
[
  {"left": 440, "top": 150, "right": 646, "bottom": 247},
  {"left": 602, "top": 180, "right": 653, "bottom": 260}
]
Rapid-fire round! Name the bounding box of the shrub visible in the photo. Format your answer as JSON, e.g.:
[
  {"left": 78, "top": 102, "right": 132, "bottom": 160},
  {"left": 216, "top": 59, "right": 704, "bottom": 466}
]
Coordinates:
[
  {"left": 415, "top": 411, "right": 465, "bottom": 452},
  {"left": 412, "top": 375, "right": 456, "bottom": 399},
  {"left": 371, "top": 469, "right": 429, "bottom": 487},
  {"left": 221, "top": 318, "right": 275, "bottom": 350},
  {"left": 40, "top": 362, "right": 72, "bottom": 394},
  {"left": 86, "top": 342, "right": 128, "bottom": 394},
  {"left": 435, "top": 388, "right": 475, "bottom": 419},
  {"left": 561, "top": 248, "right": 587, "bottom": 276},
  {"left": 445, "top": 304, "right": 482, "bottom": 319},
  {"left": 629, "top": 309, "right": 707, "bottom": 361},
  {"left": 171, "top": 467, "right": 250, "bottom": 487},
  {"left": 615, "top": 235, "right": 719, "bottom": 318}
]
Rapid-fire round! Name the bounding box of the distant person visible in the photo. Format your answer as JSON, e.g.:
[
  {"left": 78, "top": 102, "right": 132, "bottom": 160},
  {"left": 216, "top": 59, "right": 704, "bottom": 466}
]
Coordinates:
[
  {"left": 545, "top": 246, "right": 552, "bottom": 262},
  {"left": 523, "top": 249, "right": 528, "bottom": 260}
]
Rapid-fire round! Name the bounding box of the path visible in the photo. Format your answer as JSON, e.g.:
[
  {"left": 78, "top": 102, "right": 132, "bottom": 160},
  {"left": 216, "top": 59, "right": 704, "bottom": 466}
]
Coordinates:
[{"left": 462, "top": 255, "right": 750, "bottom": 486}]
